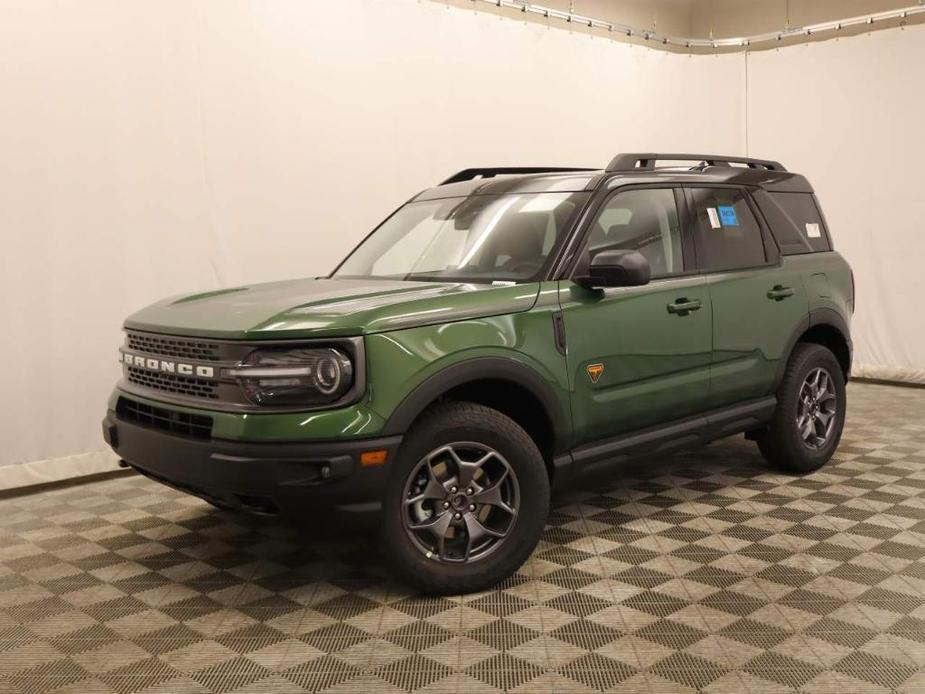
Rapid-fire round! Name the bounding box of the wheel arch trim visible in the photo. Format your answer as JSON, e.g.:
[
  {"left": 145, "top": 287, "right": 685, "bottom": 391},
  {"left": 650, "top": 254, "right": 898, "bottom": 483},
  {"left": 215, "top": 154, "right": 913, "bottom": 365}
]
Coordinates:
[
  {"left": 775, "top": 308, "right": 852, "bottom": 389},
  {"left": 381, "top": 357, "right": 569, "bottom": 447}
]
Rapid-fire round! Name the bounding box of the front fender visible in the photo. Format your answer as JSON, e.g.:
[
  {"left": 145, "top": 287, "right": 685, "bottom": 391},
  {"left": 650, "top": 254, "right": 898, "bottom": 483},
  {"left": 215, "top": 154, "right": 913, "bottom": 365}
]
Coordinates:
[
  {"left": 382, "top": 354, "right": 568, "bottom": 444},
  {"left": 364, "top": 308, "right": 570, "bottom": 445}
]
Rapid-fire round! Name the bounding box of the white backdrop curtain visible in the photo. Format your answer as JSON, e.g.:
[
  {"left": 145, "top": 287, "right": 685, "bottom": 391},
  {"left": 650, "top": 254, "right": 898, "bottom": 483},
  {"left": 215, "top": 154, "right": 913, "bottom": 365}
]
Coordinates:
[
  {"left": 0, "top": 0, "right": 921, "bottom": 482},
  {"left": 747, "top": 29, "right": 925, "bottom": 385}
]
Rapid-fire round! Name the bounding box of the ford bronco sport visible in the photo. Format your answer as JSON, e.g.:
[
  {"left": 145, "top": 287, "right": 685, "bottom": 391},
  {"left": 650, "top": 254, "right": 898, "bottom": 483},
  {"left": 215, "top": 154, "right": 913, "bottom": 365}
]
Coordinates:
[{"left": 103, "top": 153, "right": 853, "bottom": 594}]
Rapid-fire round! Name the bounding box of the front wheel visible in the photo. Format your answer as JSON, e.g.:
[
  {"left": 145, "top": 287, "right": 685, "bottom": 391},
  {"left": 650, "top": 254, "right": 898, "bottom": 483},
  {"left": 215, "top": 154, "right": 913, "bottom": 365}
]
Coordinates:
[
  {"left": 379, "top": 401, "right": 550, "bottom": 595},
  {"left": 756, "top": 343, "right": 847, "bottom": 473}
]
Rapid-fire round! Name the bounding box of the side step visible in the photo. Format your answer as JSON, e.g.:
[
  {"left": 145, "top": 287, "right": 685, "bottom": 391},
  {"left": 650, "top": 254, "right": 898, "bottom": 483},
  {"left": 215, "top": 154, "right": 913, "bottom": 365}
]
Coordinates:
[{"left": 567, "top": 396, "right": 777, "bottom": 476}]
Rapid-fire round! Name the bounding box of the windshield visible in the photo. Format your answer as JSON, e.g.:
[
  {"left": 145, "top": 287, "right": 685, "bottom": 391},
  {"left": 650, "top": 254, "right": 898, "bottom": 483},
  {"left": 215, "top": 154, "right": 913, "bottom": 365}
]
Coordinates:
[{"left": 333, "top": 192, "right": 589, "bottom": 284}]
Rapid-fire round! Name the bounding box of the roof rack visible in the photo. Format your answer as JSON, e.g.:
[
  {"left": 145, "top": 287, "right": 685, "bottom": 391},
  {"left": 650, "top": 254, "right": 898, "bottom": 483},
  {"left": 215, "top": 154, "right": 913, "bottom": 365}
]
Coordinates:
[
  {"left": 440, "top": 167, "right": 597, "bottom": 185},
  {"left": 606, "top": 153, "right": 786, "bottom": 173}
]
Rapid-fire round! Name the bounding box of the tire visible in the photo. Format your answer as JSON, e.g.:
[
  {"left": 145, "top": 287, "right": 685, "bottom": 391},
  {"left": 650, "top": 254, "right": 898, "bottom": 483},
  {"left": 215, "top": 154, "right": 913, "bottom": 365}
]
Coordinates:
[
  {"left": 379, "top": 401, "right": 550, "bottom": 595},
  {"left": 756, "top": 343, "right": 847, "bottom": 473}
]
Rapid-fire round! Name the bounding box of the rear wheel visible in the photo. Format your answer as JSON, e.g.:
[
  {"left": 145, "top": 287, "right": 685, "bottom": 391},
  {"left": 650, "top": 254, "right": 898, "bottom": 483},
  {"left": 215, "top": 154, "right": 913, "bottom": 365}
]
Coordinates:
[
  {"left": 756, "top": 343, "right": 846, "bottom": 473},
  {"left": 380, "top": 401, "right": 549, "bottom": 595}
]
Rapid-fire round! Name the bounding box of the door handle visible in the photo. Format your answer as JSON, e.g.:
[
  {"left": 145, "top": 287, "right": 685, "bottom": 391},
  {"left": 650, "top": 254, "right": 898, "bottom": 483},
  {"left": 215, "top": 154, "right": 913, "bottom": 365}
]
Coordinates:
[
  {"left": 767, "top": 285, "right": 795, "bottom": 301},
  {"left": 667, "top": 298, "right": 702, "bottom": 316}
]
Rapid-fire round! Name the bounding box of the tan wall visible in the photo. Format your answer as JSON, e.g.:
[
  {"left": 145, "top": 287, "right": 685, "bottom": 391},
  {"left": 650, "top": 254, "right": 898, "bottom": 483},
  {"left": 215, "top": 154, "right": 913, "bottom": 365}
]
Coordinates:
[
  {"left": 509, "top": 0, "right": 914, "bottom": 38},
  {"left": 539, "top": 0, "right": 695, "bottom": 35},
  {"left": 690, "top": 0, "right": 917, "bottom": 38}
]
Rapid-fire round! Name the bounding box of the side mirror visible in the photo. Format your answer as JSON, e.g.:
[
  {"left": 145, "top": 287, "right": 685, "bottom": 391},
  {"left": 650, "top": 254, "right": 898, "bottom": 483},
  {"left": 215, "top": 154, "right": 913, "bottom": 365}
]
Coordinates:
[{"left": 577, "top": 250, "right": 651, "bottom": 288}]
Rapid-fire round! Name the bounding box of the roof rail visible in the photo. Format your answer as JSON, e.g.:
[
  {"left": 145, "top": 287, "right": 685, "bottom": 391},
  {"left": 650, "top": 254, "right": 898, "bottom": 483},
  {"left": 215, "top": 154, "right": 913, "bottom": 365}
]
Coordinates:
[
  {"left": 606, "top": 153, "right": 786, "bottom": 173},
  {"left": 440, "top": 167, "right": 596, "bottom": 185}
]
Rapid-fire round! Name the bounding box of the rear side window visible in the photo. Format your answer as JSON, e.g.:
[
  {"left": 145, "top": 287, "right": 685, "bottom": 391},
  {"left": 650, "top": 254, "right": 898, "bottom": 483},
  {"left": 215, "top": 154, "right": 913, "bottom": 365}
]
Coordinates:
[
  {"left": 759, "top": 192, "right": 832, "bottom": 254},
  {"left": 688, "top": 188, "right": 767, "bottom": 272}
]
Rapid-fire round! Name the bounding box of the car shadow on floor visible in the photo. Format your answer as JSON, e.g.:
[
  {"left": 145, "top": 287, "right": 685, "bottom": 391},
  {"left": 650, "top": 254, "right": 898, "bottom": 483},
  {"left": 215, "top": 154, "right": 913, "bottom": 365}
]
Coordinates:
[{"left": 183, "top": 435, "right": 773, "bottom": 593}]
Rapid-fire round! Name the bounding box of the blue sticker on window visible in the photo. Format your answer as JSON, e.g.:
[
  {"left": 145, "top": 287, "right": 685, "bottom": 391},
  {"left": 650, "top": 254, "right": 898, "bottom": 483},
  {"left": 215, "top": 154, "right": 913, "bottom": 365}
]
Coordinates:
[{"left": 718, "top": 205, "right": 738, "bottom": 227}]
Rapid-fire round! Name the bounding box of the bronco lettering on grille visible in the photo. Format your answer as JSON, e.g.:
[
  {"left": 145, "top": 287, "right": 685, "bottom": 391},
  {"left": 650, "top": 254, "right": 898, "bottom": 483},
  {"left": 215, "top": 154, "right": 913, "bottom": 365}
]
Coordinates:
[{"left": 120, "top": 352, "right": 215, "bottom": 379}]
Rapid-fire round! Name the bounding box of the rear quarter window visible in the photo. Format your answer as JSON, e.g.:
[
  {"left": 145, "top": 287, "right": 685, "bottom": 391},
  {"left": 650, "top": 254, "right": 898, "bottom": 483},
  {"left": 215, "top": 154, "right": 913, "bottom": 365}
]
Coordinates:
[{"left": 756, "top": 191, "right": 832, "bottom": 254}]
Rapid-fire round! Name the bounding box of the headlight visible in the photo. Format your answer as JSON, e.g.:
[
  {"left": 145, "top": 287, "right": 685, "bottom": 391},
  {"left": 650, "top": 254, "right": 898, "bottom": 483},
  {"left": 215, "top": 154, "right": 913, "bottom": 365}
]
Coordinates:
[{"left": 225, "top": 348, "right": 354, "bottom": 406}]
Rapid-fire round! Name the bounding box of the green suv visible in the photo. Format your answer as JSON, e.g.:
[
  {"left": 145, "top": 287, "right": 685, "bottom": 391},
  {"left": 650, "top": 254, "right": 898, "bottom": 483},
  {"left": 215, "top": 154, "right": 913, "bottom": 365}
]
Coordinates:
[{"left": 103, "top": 153, "right": 853, "bottom": 594}]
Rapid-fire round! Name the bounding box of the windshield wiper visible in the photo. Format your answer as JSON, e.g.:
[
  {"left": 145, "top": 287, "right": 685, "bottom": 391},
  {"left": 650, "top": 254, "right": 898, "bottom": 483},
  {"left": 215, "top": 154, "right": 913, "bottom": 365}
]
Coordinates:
[{"left": 403, "top": 272, "right": 503, "bottom": 284}]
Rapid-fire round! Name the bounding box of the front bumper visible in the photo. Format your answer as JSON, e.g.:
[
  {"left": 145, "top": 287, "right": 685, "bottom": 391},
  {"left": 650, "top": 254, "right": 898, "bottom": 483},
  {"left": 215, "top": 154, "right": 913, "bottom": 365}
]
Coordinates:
[{"left": 102, "top": 409, "right": 402, "bottom": 519}]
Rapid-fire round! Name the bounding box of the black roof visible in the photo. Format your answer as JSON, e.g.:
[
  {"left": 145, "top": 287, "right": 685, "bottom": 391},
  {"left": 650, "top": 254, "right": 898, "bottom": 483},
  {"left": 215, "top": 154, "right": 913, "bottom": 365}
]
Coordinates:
[{"left": 415, "top": 154, "right": 813, "bottom": 201}]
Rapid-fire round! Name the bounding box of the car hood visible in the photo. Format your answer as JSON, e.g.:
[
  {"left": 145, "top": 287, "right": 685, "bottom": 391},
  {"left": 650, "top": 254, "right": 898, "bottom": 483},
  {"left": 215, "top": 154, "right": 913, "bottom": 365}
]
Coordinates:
[{"left": 124, "top": 277, "right": 541, "bottom": 340}]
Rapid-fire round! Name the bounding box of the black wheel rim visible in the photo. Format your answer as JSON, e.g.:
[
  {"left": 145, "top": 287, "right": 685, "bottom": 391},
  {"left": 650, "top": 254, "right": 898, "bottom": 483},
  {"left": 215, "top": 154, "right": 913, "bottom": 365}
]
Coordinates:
[
  {"left": 797, "top": 367, "right": 838, "bottom": 449},
  {"left": 401, "top": 442, "right": 519, "bottom": 564}
]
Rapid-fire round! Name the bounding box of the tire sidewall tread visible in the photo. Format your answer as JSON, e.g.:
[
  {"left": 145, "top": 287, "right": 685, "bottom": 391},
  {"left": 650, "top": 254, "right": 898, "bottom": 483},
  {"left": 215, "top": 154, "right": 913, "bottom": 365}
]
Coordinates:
[
  {"left": 379, "top": 401, "right": 550, "bottom": 595},
  {"left": 759, "top": 343, "right": 846, "bottom": 473}
]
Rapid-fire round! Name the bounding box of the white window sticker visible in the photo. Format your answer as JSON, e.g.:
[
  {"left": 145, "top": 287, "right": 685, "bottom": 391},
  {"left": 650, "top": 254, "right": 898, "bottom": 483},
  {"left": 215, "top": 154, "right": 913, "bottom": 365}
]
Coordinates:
[
  {"left": 706, "top": 207, "right": 721, "bottom": 229},
  {"left": 805, "top": 222, "right": 821, "bottom": 238}
]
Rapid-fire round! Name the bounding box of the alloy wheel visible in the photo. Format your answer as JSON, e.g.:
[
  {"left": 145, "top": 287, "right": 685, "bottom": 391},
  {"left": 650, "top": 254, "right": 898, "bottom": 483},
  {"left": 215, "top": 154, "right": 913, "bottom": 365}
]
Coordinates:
[
  {"left": 401, "top": 442, "right": 519, "bottom": 563},
  {"left": 796, "top": 367, "right": 838, "bottom": 449}
]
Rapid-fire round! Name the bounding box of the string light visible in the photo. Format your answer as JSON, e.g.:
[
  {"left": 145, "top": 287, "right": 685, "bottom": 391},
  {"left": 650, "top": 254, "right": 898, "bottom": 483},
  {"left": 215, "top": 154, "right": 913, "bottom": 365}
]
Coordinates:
[{"left": 468, "top": 0, "right": 925, "bottom": 50}]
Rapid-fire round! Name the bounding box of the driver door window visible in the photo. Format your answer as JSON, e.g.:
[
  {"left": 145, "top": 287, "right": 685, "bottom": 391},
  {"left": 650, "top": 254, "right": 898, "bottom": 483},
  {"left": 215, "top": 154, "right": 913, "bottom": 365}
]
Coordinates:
[{"left": 587, "top": 188, "right": 685, "bottom": 279}]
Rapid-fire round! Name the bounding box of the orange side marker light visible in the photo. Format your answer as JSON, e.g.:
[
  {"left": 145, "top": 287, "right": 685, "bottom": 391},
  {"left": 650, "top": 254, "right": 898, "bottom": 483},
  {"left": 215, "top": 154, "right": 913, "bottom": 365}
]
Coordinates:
[{"left": 360, "top": 449, "right": 388, "bottom": 467}]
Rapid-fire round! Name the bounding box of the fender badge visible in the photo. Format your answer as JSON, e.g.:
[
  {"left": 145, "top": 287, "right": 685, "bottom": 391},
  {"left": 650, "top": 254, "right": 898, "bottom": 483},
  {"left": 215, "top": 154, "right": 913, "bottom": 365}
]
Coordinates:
[{"left": 586, "top": 363, "right": 604, "bottom": 384}]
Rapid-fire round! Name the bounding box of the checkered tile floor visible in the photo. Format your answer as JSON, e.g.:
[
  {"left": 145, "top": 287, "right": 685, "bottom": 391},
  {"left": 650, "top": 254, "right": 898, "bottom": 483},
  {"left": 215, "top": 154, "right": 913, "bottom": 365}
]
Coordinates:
[{"left": 2, "top": 382, "right": 924, "bottom": 693}]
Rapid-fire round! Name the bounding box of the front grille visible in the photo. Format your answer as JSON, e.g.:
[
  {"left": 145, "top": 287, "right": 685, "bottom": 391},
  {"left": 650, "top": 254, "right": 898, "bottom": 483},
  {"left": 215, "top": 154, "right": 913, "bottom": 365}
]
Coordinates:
[
  {"left": 120, "top": 332, "right": 361, "bottom": 411},
  {"left": 126, "top": 331, "right": 221, "bottom": 362},
  {"left": 116, "top": 397, "right": 212, "bottom": 439},
  {"left": 126, "top": 366, "right": 220, "bottom": 400}
]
